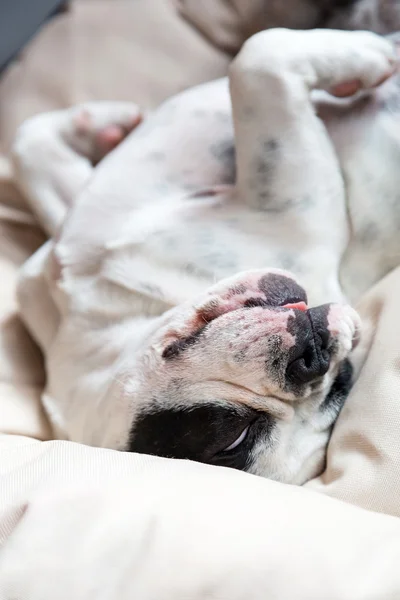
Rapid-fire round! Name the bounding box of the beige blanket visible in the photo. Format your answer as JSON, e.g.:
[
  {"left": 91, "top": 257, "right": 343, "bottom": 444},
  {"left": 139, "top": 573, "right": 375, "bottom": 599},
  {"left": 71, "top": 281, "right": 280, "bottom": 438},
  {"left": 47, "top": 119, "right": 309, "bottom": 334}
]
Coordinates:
[{"left": 1, "top": 1, "right": 400, "bottom": 597}]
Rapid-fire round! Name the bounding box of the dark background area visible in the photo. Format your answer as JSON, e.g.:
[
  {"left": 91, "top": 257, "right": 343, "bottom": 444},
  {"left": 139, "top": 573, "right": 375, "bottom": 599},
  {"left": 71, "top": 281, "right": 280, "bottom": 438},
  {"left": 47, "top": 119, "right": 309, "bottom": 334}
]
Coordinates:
[{"left": 0, "top": 0, "right": 66, "bottom": 72}]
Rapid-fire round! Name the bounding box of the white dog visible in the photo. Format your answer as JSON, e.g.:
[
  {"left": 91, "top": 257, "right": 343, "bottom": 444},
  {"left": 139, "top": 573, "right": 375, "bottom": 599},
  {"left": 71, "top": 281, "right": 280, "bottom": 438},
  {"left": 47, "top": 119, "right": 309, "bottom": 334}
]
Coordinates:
[{"left": 12, "top": 29, "right": 400, "bottom": 484}]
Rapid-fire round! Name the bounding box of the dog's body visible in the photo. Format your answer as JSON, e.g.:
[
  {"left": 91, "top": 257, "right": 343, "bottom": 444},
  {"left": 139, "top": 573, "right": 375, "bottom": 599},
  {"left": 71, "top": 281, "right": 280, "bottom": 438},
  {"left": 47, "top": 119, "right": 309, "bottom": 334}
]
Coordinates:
[{"left": 12, "top": 29, "right": 400, "bottom": 484}]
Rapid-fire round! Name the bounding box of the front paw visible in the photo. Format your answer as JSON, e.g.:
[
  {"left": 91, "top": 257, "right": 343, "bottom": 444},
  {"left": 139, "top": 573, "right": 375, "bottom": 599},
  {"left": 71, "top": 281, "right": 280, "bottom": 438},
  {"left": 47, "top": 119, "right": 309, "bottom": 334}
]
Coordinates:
[{"left": 69, "top": 101, "right": 143, "bottom": 163}]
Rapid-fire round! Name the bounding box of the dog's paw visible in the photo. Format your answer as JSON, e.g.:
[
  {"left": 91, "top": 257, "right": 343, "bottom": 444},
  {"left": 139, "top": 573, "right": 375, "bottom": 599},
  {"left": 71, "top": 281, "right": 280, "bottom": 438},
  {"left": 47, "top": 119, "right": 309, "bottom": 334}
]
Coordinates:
[
  {"left": 321, "top": 30, "right": 398, "bottom": 96},
  {"left": 234, "top": 28, "right": 397, "bottom": 95},
  {"left": 69, "top": 101, "right": 142, "bottom": 162}
]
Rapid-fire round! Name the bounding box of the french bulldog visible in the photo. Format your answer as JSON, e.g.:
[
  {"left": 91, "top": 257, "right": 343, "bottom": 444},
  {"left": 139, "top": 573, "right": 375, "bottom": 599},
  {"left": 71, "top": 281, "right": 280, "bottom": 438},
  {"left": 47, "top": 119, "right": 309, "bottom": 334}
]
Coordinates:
[{"left": 12, "top": 28, "right": 400, "bottom": 484}]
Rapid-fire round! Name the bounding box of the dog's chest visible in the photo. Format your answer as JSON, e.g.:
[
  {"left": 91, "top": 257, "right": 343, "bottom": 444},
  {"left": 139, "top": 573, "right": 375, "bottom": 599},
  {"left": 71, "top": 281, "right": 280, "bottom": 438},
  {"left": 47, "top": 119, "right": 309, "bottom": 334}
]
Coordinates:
[
  {"left": 103, "top": 72, "right": 400, "bottom": 308},
  {"left": 104, "top": 198, "right": 309, "bottom": 307},
  {"left": 320, "top": 76, "right": 400, "bottom": 300}
]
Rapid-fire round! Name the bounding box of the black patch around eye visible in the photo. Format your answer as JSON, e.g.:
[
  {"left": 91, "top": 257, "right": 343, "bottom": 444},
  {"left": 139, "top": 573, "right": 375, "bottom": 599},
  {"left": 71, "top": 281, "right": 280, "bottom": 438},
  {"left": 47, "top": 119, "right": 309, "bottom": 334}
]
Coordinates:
[
  {"left": 128, "top": 403, "right": 274, "bottom": 472},
  {"left": 210, "top": 139, "right": 236, "bottom": 184},
  {"left": 320, "top": 359, "right": 353, "bottom": 416},
  {"left": 258, "top": 273, "right": 308, "bottom": 307}
]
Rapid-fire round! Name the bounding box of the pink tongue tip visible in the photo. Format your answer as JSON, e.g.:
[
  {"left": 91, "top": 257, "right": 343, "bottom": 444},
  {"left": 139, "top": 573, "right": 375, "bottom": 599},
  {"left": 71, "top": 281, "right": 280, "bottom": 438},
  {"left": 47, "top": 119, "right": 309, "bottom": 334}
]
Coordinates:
[{"left": 282, "top": 301, "right": 308, "bottom": 312}]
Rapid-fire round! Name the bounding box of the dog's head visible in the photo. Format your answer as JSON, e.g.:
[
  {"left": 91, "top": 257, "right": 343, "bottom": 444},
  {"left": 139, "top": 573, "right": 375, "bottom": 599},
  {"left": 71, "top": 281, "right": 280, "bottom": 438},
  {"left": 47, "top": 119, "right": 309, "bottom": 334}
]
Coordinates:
[{"left": 117, "top": 270, "right": 359, "bottom": 484}]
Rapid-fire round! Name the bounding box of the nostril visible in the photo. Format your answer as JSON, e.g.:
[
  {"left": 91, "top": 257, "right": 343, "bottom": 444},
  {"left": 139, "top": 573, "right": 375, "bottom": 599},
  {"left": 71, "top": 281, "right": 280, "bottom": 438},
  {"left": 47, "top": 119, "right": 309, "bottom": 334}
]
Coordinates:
[
  {"left": 286, "top": 307, "right": 333, "bottom": 385},
  {"left": 286, "top": 338, "right": 331, "bottom": 385},
  {"left": 302, "top": 344, "right": 314, "bottom": 369},
  {"left": 317, "top": 327, "right": 330, "bottom": 352}
]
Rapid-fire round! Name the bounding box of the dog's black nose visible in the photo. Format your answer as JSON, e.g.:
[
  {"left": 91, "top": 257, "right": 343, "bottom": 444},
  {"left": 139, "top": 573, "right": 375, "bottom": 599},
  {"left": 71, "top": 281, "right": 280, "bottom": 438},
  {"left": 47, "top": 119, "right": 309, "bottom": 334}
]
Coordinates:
[{"left": 286, "top": 307, "right": 331, "bottom": 385}]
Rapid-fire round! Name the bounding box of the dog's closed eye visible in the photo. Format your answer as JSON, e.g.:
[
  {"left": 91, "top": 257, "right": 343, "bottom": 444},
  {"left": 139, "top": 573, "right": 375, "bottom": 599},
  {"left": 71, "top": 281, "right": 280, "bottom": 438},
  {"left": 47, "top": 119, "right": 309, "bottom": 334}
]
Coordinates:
[
  {"left": 128, "top": 403, "right": 275, "bottom": 472},
  {"left": 222, "top": 425, "right": 250, "bottom": 452}
]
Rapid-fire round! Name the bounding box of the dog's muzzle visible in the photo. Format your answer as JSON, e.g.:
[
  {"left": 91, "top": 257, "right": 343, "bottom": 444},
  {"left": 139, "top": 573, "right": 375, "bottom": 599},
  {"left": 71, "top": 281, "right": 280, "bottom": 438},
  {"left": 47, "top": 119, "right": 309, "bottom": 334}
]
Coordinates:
[{"left": 286, "top": 306, "right": 332, "bottom": 385}]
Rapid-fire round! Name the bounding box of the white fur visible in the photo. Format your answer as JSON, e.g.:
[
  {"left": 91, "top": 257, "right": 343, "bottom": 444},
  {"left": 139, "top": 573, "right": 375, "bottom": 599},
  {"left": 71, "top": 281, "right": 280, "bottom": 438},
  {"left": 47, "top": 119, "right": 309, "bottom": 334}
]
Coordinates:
[{"left": 12, "top": 29, "right": 400, "bottom": 483}]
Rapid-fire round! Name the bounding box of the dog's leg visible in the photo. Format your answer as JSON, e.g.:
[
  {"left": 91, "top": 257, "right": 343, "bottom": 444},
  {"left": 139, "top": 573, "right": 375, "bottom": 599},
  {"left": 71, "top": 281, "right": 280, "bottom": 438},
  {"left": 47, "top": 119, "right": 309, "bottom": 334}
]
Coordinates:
[
  {"left": 14, "top": 102, "right": 142, "bottom": 350},
  {"left": 230, "top": 28, "right": 396, "bottom": 212},
  {"left": 12, "top": 102, "right": 142, "bottom": 237},
  {"left": 229, "top": 29, "right": 396, "bottom": 299}
]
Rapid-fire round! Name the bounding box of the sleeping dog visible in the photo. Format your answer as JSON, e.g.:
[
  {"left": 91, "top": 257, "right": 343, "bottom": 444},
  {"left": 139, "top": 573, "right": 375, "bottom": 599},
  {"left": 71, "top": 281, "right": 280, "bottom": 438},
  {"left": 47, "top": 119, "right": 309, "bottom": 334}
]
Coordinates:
[{"left": 12, "top": 29, "right": 400, "bottom": 484}]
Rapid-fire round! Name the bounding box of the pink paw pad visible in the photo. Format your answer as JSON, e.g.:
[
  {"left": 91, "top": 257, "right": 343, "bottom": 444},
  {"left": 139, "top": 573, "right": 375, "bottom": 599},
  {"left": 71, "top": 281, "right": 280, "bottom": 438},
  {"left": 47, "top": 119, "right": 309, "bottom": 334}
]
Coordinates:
[{"left": 95, "top": 114, "right": 142, "bottom": 153}]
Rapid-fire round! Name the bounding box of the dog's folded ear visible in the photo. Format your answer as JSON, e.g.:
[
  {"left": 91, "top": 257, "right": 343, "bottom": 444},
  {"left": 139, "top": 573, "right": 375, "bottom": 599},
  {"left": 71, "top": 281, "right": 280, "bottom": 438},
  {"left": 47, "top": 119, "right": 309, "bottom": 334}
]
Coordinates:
[
  {"left": 176, "top": 0, "right": 356, "bottom": 56},
  {"left": 178, "top": 0, "right": 400, "bottom": 59},
  {"left": 325, "top": 0, "right": 400, "bottom": 33}
]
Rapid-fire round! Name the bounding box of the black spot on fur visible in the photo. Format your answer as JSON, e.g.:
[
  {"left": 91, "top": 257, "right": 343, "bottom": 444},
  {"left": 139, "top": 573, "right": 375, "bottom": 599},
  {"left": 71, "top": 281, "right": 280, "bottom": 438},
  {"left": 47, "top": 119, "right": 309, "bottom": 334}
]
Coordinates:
[
  {"left": 258, "top": 273, "right": 308, "bottom": 306},
  {"left": 320, "top": 359, "right": 353, "bottom": 416},
  {"left": 244, "top": 297, "right": 270, "bottom": 309},
  {"left": 255, "top": 157, "right": 273, "bottom": 176},
  {"left": 128, "top": 403, "right": 274, "bottom": 471},
  {"left": 249, "top": 139, "right": 285, "bottom": 210},
  {"left": 228, "top": 284, "right": 247, "bottom": 296},
  {"left": 210, "top": 139, "right": 236, "bottom": 184},
  {"left": 253, "top": 139, "right": 279, "bottom": 181},
  {"left": 264, "top": 333, "right": 287, "bottom": 382},
  {"left": 241, "top": 105, "right": 255, "bottom": 121},
  {"left": 162, "top": 327, "right": 206, "bottom": 360},
  {"left": 264, "top": 139, "right": 279, "bottom": 152},
  {"left": 233, "top": 349, "right": 248, "bottom": 362}
]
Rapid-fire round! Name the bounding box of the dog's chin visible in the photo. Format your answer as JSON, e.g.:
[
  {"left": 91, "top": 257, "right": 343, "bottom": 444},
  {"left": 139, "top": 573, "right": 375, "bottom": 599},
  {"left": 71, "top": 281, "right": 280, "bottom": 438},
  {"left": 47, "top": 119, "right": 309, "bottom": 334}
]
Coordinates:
[
  {"left": 291, "top": 447, "right": 327, "bottom": 485},
  {"left": 250, "top": 438, "right": 328, "bottom": 485}
]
